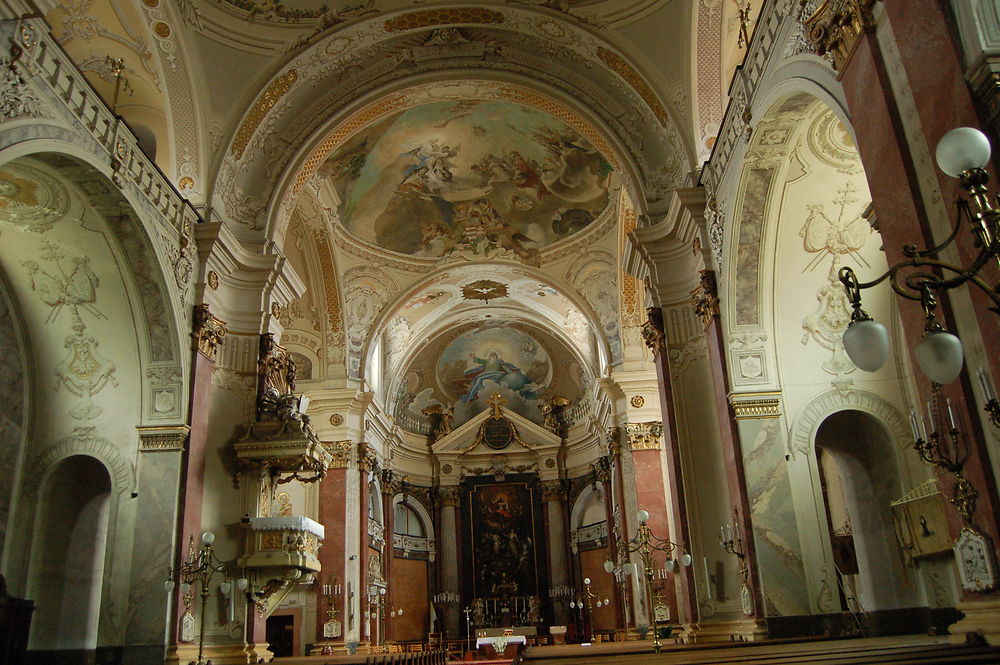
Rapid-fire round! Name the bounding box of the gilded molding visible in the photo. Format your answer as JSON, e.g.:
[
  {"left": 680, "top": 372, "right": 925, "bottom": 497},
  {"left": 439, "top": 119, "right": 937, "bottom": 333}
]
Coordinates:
[
  {"left": 804, "top": 0, "right": 876, "bottom": 73},
  {"left": 322, "top": 440, "right": 352, "bottom": 468},
  {"left": 137, "top": 425, "right": 189, "bottom": 451},
  {"left": 231, "top": 69, "right": 297, "bottom": 159},
  {"left": 625, "top": 421, "right": 663, "bottom": 450},
  {"left": 691, "top": 270, "right": 720, "bottom": 327},
  {"left": 729, "top": 392, "right": 783, "bottom": 419},
  {"left": 191, "top": 304, "right": 227, "bottom": 361}
]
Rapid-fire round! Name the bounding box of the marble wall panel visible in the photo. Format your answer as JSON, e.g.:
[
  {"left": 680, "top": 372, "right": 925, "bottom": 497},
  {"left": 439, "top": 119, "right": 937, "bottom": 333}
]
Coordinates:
[{"left": 739, "top": 417, "right": 810, "bottom": 616}]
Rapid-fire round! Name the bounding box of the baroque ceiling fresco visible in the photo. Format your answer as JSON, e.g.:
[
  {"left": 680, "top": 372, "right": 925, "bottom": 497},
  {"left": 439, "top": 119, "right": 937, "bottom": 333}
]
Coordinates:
[
  {"left": 320, "top": 100, "right": 615, "bottom": 262},
  {"left": 394, "top": 320, "right": 587, "bottom": 433}
]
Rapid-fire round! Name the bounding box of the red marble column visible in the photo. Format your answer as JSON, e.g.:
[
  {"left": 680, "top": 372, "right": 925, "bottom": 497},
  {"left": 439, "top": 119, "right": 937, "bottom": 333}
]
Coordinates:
[
  {"left": 640, "top": 308, "right": 698, "bottom": 625},
  {"left": 170, "top": 305, "right": 226, "bottom": 641},
  {"left": 828, "top": 1, "right": 1000, "bottom": 593},
  {"left": 696, "top": 273, "right": 765, "bottom": 617},
  {"left": 311, "top": 459, "right": 348, "bottom": 653}
]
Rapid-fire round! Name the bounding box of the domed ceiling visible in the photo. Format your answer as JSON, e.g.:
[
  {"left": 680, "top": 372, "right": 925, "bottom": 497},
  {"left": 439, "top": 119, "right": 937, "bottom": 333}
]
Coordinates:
[{"left": 318, "top": 100, "right": 615, "bottom": 260}]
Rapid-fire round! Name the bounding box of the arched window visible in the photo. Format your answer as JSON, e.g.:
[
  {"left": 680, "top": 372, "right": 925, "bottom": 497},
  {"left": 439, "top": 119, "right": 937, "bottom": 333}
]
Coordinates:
[{"left": 394, "top": 501, "right": 425, "bottom": 537}]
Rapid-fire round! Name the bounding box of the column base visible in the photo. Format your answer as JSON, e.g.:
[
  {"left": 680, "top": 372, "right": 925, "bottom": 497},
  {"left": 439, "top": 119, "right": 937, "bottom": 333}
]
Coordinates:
[
  {"left": 949, "top": 598, "right": 1000, "bottom": 645},
  {"left": 165, "top": 642, "right": 273, "bottom": 664},
  {"left": 679, "top": 617, "right": 768, "bottom": 643}
]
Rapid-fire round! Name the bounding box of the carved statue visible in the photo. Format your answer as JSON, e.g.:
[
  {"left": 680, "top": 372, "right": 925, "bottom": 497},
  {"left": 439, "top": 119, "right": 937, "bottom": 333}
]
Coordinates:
[{"left": 473, "top": 598, "right": 485, "bottom": 626}]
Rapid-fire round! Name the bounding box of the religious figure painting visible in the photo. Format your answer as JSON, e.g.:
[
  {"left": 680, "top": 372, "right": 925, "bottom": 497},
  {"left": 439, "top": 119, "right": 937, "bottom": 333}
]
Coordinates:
[
  {"left": 318, "top": 100, "right": 614, "bottom": 261},
  {"left": 435, "top": 327, "right": 551, "bottom": 427},
  {"left": 469, "top": 483, "right": 539, "bottom": 599}
]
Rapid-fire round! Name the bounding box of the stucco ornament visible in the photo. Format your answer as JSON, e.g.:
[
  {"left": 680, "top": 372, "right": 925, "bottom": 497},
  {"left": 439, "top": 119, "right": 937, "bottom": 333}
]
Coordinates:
[{"left": 954, "top": 528, "right": 999, "bottom": 593}]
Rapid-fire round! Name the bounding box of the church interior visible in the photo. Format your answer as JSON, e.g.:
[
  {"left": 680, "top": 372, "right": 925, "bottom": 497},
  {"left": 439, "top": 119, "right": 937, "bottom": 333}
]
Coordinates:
[{"left": 0, "top": 1, "right": 999, "bottom": 664}]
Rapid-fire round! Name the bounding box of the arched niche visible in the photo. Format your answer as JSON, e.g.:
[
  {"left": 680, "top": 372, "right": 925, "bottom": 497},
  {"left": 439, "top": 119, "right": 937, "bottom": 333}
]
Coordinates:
[{"left": 27, "top": 454, "right": 113, "bottom": 650}]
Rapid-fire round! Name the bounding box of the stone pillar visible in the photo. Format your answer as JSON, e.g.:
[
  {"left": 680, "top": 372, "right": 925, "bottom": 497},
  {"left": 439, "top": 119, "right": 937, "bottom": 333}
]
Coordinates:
[
  {"left": 310, "top": 441, "right": 351, "bottom": 654},
  {"left": 380, "top": 469, "right": 400, "bottom": 641},
  {"left": 438, "top": 486, "right": 461, "bottom": 638},
  {"left": 357, "top": 443, "right": 377, "bottom": 647}
]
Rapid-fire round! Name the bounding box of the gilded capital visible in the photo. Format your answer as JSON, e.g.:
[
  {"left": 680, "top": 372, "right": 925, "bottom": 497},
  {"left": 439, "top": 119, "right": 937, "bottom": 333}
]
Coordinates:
[
  {"left": 592, "top": 455, "right": 612, "bottom": 483},
  {"left": 641, "top": 307, "right": 666, "bottom": 353},
  {"left": 357, "top": 442, "right": 378, "bottom": 473},
  {"left": 729, "top": 392, "right": 782, "bottom": 419},
  {"left": 438, "top": 486, "right": 461, "bottom": 507},
  {"left": 322, "top": 440, "right": 352, "bottom": 468},
  {"left": 625, "top": 421, "right": 663, "bottom": 450},
  {"left": 803, "top": 0, "right": 876, "bottom": 73},
  {"left": 540, "top": 479, "right": 565, "bottom": 501},
  {"left": 605, "top": 427, "right": 621, "bottom": 457},
  {"left": 191, "top": 303, "right": 227, "bottom": 361},
  {"left": 691, "top": 270, "right": 720, "bottom": 327}
]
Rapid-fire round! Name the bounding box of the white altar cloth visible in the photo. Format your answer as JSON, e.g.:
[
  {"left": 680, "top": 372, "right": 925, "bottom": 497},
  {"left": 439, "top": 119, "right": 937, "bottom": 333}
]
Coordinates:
[{"left": 476, "top": 635, "right": 527, "bottom": 648}]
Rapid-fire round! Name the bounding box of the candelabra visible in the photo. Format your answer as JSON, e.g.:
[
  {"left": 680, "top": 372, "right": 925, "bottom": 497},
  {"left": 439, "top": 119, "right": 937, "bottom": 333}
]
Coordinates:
[
  {"left": 463, "top": 606, "right": 472, "bottom": 645},
  {"left": 164, "top": 532, "right": 246, "bottom": 665},
  {"left": 620, "top": 509, "right": 691, "bottom": 653},
  {"left": 910, "top": 384, "right": 977, "bottom": 524},
  {"left": 840, "top": 127, "right": 999, "bottom": 388},
  {"left": 603, "top": 558, "right": 635, "bottom": 633},
  {"left": 720, "top": 508, "right": 753, "bottom": 616},
  {"left": 321, "top": 578, "right": 343, "bottom": 639},
  {"left": 367, "top": 585, "right": 387, "bottom": 649},
  {"left": 977, "top": 366, "right": 1000, "bottom": 428}
]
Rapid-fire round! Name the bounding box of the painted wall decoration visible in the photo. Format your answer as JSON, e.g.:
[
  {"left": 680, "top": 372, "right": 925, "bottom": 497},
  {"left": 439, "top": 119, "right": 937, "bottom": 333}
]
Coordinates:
[
  {"left": 319, "top": 100, "right": 614, "bottom": 262},
  {"left": 436, "top": 327, "right": 550, "bottom": 427},
  {"left": 466, "top": 481, "right": 543, "bottom": 599}
]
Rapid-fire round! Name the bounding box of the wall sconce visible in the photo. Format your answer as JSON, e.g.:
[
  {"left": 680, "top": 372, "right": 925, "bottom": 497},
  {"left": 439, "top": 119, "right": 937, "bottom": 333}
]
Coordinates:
[{"left": 840, "top": 127, "right": 999, "bottom": 386}]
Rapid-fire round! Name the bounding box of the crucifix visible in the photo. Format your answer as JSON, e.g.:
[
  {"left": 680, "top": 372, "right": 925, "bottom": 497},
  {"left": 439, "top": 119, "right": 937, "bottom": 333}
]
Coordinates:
[{"left": 104, "top": 56, "right": 133, "bottom": 114}]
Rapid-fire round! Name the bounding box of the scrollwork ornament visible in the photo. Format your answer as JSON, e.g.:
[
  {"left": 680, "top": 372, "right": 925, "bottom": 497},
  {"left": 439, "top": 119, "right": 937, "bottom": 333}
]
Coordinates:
[{"left": 191, "top": 304, "right": 227, "bottom": 360}]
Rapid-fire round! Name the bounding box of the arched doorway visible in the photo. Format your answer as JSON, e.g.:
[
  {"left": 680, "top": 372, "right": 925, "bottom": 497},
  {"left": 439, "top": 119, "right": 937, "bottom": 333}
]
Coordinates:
[
  {"left": 815, "top": 410, "right": 915, "bottom": 614},
  {"left": 28, "top": 455, "right": 113, "bottom": 651}
]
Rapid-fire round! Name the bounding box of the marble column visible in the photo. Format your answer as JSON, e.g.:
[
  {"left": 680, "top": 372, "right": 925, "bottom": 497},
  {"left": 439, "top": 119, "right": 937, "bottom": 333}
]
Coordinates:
[
  {"left": 640, "top": 308, "right": 698, "bottom": 627},
  {"left": 380, "top": 469, "right": 400, "bottom": 641},
  {"left": 693, "top": 272, "right": 766, "bottom": 635},
  {"left": 542, "top": 480, "right": 569, "bottom": 625},
  {"left": 357, "top": 443, "right": 377, "bottom": 646},
  {"left": 171, "top": 304, "right": 225, "bottom": 642},
  {"left": 438, "top": 486, "right": 461, "bottom": 638},
  {"left": 310, "top": 442, "right": 352, "bottom": 654}
]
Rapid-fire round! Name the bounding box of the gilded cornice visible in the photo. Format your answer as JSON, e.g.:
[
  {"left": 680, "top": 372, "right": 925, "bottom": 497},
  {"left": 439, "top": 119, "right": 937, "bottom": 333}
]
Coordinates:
[{"left": 729, "top": 392, "right": 782, "bottom": 419}]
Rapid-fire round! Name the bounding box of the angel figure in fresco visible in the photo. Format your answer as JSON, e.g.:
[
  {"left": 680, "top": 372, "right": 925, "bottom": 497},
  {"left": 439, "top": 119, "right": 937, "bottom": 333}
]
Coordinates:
[{"left": 461, "top": 350, "right": 532, "bottom": 403}]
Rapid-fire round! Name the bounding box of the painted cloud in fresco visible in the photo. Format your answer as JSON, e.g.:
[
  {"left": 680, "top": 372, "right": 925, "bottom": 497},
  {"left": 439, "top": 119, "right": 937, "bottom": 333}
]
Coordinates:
[{"left": 318, "top": 100, "right": 614, "bottom": 262}]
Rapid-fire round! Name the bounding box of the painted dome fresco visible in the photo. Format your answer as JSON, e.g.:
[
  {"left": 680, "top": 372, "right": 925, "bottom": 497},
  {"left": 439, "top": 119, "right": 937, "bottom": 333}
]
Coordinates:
[{"left": 318, "top": 100, "right": 615, "bottom": 260}]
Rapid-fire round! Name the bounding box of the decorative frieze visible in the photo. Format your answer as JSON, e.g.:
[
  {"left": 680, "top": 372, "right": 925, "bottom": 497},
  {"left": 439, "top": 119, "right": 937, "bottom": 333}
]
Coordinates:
[
  {"left": 729, "top": 392, "right": 782, "bottom": 419},
  {"left": 803, "top": 0, "right": 876, "bottom": 74},
  {"left": 625, "top": 422, "right": 663, "bottom": 450},
  {"left": 137, "top": 425, "right": 189, "bottom": 451},
  {"left": 191, "top": 303, "right": 227, "bottom": 361}
]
